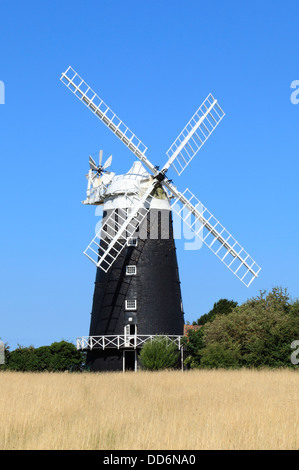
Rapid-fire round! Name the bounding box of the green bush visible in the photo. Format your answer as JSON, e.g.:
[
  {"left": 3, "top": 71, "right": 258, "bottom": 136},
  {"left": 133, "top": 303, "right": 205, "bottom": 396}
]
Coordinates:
[
  {"left": 200, "top": 343, "right": 241, "bottom": 369},
  {"left": 183, "top": 287, "right": 299, "bottom": 369},
  {"left": 201, "top": 287, "right": 299, "bottom": 369},
  {"left": 139, "top": 337, "right": 180, "bottom": 371},
  {"left": 5, "top": 341, "right": 84, "bottom": 372},
  {"left": 181, "top": 327, "right": 205, "bottom": 369}
]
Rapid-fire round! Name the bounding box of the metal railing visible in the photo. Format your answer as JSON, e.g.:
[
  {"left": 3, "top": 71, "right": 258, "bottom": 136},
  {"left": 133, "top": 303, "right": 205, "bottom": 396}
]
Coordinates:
[{"left": 76, "top": 335, "right": 183, "bottom": 351}]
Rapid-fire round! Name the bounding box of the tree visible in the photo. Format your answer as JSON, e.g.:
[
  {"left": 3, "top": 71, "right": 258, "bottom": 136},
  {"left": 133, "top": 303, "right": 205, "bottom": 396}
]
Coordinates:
[
  {"left": 139, "top": 337, "right": 180, "bottom": 371},
  {"left": 181, "top": 327, "right": 205, "bottom": 369},
  {"left": 6, "top": 341, "right": 84, "bottom": 372},
  {"left": 200, "top": 343, "right": 241, "bottom": 369},
  {"left": 47, "top": 341, "right": 84, "bottom": 371},
  {"left": 193, "top": 299, "right": 238, "bottom": 326},
  {"left": 201, "top": 287, "right": 299, "bottom": 368},
  {"left": 183, "top": 298, "right": 238, "bottom": 368},
  {"left": 8, "top": 345, "right": 38, "bottom": 371}
]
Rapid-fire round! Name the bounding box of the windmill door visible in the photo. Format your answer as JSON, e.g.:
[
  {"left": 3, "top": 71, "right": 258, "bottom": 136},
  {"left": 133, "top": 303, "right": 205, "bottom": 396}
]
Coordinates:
[
  {"left": 123, "top": 350, "right": 137, "bottom": 372},
  {"left": 124, "top": 324, "right": 136, "bottom": 347}
]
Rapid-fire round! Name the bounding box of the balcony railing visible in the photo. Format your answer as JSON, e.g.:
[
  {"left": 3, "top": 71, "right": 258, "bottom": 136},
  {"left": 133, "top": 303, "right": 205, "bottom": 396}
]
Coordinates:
[{"left": 76, "top": 335, "right": 183, "bottom": 351}]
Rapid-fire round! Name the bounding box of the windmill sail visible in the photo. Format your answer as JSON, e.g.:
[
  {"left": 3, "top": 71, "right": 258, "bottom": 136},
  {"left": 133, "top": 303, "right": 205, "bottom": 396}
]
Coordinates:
[
  {"left": 164, "top": 94, "right": 225, "bottom": 176},
  {"left": 60, "top": 66, "right": 157, "bottom": 176},
  {"left": 102, "top": 154, "right": 112, "bottom": 170},
  {"left": 61, "top": 66, "right": 260, "bottom": 286},
  {"left": 166, "top": 184, "right": 261, "bottom": 287},
  {"left": 89, "top": 156, "right": 98, "bottom": 171},
  {"left": 84, "top": 183, "right": 155, "bottom": 272}
]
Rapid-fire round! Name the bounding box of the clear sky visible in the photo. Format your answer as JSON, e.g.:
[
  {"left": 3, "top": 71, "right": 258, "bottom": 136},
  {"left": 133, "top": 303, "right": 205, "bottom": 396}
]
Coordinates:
[{"left": 0, "top": 0, "right": 298, "bottom": 350}]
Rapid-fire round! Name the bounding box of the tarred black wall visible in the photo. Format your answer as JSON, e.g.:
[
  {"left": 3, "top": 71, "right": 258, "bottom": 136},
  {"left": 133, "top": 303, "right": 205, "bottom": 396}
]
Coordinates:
[{"left": 86, "top": 209, "right": 184, "bottom": 371}]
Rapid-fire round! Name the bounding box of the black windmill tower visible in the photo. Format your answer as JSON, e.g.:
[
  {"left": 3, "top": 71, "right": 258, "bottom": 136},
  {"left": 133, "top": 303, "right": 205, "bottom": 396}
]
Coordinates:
[{"left": 60, "top": 67, "right": 261, "bottom": 372}]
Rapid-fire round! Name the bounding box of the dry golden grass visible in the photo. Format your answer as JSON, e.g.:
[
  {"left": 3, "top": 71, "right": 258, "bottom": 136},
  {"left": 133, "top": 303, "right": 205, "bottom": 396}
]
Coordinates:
[{"left": 0, "top": 369, "right": 298, "bottom": 450}]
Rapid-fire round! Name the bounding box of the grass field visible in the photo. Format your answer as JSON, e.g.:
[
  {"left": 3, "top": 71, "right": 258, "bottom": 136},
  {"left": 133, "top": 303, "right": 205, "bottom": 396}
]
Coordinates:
[{"left": 0, "top": 369, "right": 298, "bottom": 450}]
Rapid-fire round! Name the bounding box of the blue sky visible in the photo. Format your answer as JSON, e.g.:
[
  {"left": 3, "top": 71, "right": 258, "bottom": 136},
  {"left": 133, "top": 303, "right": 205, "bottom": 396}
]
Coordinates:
[{"left": 0, "top": 0, "right": 298, "bottom": 350}]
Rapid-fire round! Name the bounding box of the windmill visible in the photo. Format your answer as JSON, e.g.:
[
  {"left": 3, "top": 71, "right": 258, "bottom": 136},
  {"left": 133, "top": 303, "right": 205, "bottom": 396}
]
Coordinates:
[
  {"left": 83, "top": 150, "right": 115, "bottom": 205},
  {"left": 60, "top": 66, "right": 261, "bottom": 371}
]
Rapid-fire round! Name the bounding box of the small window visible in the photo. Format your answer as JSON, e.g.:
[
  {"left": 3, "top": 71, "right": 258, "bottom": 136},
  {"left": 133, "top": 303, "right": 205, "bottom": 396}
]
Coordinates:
[
  {"left": 126, "top": 265, "right": 137, "bottom": 276},
  {"left": 127, "top": 237, "right": 138, "bottom": 247},
  {"left": 125, "top": 299, "right": 137, "bottom": 311}
]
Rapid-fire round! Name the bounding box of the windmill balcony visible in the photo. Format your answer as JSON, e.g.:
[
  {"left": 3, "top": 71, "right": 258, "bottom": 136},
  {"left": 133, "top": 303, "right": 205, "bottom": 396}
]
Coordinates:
[{"left": 76, "top": 335, "right": 183, "bottom": 351}]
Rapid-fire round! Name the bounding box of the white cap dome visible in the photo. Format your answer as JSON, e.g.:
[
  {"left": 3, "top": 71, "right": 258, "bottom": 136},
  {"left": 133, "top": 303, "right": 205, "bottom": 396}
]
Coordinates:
[{"left": 103, "top": 161, "right": 171, "bottom": 211}]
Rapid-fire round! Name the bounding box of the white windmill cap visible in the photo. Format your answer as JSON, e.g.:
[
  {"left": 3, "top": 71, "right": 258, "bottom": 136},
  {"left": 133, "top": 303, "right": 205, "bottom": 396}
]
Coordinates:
[{"left": 103, "top": 161, "right": 171, "bottom": 211}]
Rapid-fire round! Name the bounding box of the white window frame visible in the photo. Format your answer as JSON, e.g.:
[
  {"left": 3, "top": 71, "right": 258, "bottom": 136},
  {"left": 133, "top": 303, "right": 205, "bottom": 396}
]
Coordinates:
[
  {"left": 127, "top": 237, "right": 138, "bottom": 247},
  {"left": 125, "top": 299, "right": 137, "bottom": 311},
  {"left": 126, "top": 265, "right": 137, "bottom": 276}
]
